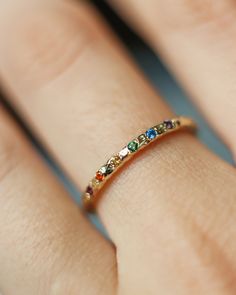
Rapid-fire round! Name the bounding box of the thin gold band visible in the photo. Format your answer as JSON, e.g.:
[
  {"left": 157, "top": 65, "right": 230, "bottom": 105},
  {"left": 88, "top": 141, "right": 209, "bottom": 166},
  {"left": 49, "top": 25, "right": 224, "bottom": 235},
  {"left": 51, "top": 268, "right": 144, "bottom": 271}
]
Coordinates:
[{"left": 82, "top": 116, "right": 196, "bottom": 211}]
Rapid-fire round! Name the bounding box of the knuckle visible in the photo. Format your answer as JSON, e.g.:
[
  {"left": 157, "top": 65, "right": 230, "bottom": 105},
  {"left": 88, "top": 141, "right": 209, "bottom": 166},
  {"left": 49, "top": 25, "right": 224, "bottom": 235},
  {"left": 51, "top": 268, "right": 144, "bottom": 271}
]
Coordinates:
[
  {"left": 1, "top": 1, "right": 101, "bottom": 89},
  {"left": 160, "top": 0, "right": 236, "bottom": 34}
]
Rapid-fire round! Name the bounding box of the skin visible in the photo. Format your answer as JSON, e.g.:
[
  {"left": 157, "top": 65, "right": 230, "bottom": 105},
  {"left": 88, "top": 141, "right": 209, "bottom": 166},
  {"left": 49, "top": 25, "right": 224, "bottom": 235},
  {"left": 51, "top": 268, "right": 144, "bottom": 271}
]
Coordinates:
[{"left": 0, "top": 0, "right": 236, "bottom": 294}]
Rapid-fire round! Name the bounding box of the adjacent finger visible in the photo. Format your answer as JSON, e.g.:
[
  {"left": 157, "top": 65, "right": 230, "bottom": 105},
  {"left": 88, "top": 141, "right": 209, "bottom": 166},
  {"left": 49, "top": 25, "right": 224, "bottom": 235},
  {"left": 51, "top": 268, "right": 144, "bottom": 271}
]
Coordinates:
[
  {"left": 1, "top": 0, "right": 236, "bottom": 294},
  {"left": 0, "top": 106, "right": 116, "bottom": 294},
  {"left": 108, "top": 0, "right": 236, "bottom": 158}
]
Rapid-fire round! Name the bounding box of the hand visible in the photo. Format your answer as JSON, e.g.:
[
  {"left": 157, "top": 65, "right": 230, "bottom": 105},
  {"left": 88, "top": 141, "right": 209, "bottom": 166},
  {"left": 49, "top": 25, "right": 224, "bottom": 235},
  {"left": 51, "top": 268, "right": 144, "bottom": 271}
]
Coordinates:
[{"left": 0, "top": 1, "right": 236, "bottom": 294}]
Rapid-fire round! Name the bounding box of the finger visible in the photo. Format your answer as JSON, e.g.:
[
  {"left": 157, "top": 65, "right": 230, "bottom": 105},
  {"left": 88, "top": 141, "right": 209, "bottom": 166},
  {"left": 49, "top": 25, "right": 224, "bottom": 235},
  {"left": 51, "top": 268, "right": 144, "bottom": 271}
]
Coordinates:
[
  {"left": 1, "top": 0, "right": 236, "bottom": 294},
  {"left": 0, "top": 106, "right": 116, "bottom": 294},
  {"left": 108, "top": 0, "right": 236, "bottom": 158}
]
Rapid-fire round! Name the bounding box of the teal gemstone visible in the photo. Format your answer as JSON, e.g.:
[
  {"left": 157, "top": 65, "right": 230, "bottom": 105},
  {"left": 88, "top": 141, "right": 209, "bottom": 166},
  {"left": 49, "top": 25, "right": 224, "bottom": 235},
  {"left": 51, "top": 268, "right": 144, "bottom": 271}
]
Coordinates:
[
  {"left": 105, "top": 164, "right": 114, "bottom": 175},
  {"left": 128, "top": 141, "right": 138, "bottom": 153}
]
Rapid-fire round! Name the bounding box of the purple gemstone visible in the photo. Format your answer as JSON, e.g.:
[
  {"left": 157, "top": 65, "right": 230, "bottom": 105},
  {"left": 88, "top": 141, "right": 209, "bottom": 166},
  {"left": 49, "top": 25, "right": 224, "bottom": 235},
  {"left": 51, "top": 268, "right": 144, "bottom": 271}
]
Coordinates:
[
  {"left": 164, "top": 120, "right": 174, "bottom": 129},
  {"left": 86, "top": 186, "right": 93, "bottom": 195}
]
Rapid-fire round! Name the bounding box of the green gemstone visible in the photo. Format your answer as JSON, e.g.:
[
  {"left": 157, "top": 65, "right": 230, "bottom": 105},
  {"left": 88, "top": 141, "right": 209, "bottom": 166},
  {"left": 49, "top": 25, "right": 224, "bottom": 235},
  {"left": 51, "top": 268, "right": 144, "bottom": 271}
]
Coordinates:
[
  {"left": 128, "top": 141, "right": 139, "bottom": 153},
  {"left": 105, "top": 164, "right": 114, "bottom": 175}
]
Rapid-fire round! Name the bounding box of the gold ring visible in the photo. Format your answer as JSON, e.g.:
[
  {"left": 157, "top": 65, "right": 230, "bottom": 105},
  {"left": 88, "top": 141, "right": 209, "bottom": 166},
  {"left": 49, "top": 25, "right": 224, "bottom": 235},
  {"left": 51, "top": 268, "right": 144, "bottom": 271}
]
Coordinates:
[{"left": 82, "top": 116, "right": 196, "bottom": 211}]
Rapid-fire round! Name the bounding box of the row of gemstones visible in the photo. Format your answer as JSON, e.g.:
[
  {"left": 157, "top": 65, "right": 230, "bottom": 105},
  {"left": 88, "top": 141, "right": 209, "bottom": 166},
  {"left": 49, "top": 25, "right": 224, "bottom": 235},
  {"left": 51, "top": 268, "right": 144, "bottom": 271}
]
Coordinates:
[{"left": 85, "top": 119, "right": 180, "bottom": 198}]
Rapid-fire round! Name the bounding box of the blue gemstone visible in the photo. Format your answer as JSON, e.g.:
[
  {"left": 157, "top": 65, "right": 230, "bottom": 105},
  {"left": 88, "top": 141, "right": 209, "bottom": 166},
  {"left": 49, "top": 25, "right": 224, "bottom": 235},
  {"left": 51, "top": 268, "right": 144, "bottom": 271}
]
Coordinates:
[{"left": 146, "top": 128, "right": 157, "bottom": 139}]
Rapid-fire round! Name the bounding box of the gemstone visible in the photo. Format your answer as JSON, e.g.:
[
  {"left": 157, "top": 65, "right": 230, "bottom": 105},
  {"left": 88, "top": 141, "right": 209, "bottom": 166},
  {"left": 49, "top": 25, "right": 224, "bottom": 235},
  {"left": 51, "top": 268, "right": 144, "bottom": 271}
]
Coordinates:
[
  {"left": 86, "top": 185, "right": 93, "bottom": 195},
  {"left": 138, "top": 134, "right": 148, "bottom": 146},
  {"left": 91, "top": 178, "right": 100, "bottom": 188},
  {"left": 99, "top": 166, "right": 107, "bottom": 174},
  {"left": 108, "top": 155, "right": 121, "bottom": 167},
  {"left": 119, "top": 147, "right": 129, "bottom": 159},
  {"left": 155, "top": 123, "right": 166, "bottom": 134},
  {"left": 146, "top": 128, "right": 157, "bottom": 139},
  {"left": 105, "top": 164, "right": 114, "bottom": 175},
  {"left": 127, "top": 141, "right": 139, "bottom": 153},
  {"left": 164, "top": 120, "right": 175, "bottom": 129},
  {"left": 95, "top": 171, "right": 105, "bottom": 181}
]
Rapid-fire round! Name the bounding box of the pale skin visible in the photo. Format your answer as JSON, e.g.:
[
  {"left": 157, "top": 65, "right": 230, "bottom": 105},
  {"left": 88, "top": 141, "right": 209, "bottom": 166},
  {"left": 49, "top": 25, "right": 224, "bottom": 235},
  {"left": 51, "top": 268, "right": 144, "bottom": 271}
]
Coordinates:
[{"left": 0, "top": 0, "right": 236, "bottom": 294}]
